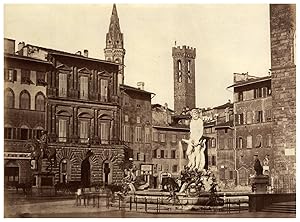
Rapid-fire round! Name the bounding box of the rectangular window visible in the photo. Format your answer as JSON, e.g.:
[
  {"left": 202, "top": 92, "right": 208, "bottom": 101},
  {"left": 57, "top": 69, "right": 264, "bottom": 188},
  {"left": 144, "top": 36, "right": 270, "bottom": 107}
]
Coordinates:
[
  {"left": 135, "top": 126, "right": 142, "bottom": 142},
  {"left": 21, "top": 69, "right": 31, "bottom": 84},
  {"left": 100, "top": 122, "right": 109, "bottom": 144},
  {"left": 80, "top": 76, "right": 89, "bottom": 99},
  {"left": 59, "top": 73, "right": 67, "bottom": 97},
  {"left": 267, "top": 134, "right": 272, "bottom": 147},
  {"left": 247, "top": 135, "right": 252, "bottom": 148},
  {"left": 145, "top": 127, "right": 150, "bottom": 143},
  {"left": 256, "top": 111, "right": 263, "bottom": 123},
  {"left": 137, "top": 153, "right": 145, "bottom": 161},
  {"left": 160, "top": 150, "right": 165, "bottom": 159},
  {"left": 212, "top": 155, "right": 216, "bottom": 166},
  {"left": 36, "top": 71, "right": 46, "bottom": 86},
  {"left": 238, "top": 113, "right": 244, "bottom": 125},
  {"left": 153, "top": 150, "right": 157, "bottom": 158},
  {"left": 238, "top": 92, "right": 243, "bottom": 101},
  {"left": 153, "top": 132, "right": 158, "bottom": 142},
  {"left": 100, "top": 79, "right": 108, "bottom": 102},
  {"left": 123, "top": 125, "right": 130, "bottom": 142},
  {"left": 262, "top": 87, "right": 267, "bottom": 97},
  {"left": 58, "top": 119, "right": 67, "bottom": 142},
  {"left": 246, "top": 111, "right": 252, "bottom": 124},
  {"left": 4, "top": 127, "right": 13, "bottom": 139},
  {"left": 171, "top": 150, "right": 176, "bottom": 159},
  {"left": 124, "top": 115, "right": 129, "bottom": 122},
  {"left": 136, "top": 116, "right": 141, "bottom": 124},
  {"left": 160, "top": 133, "right": 166, "bottom": 143},
  {"left": 239, "top": 137, "right": 243, "bottom": 149},
  {"left": 79, "top": 120, "right": 89, "bottom": 143},
  {"left": 211, "top": 138, "right": 216, "bottom": 148},
  {"left": 5, "top": 69, "right": 17, "bottom": 82},
  {"left": 172, "top": 165, "right": 178, "bottom": 173},
  {"left": 171, "top": 134, "right": 177, "bottom": 143},
  {"left": 265, "top": 110, "right": 272, "bottom": 122}
]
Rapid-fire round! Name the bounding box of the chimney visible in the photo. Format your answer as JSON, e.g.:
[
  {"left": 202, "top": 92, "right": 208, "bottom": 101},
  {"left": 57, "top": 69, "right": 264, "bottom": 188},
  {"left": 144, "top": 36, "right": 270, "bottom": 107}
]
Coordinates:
[
  {"left": 17, "top": 42, "right": 25, "bottom": 55},
  {"left": 137, "top": 82, "right": 145, "bottom": 90},
  {"left": 83, "top": 49, "right": 88, "bottom": 57},
  {"left": 75, "top": 51, "right": 82, "bottom": 56}
]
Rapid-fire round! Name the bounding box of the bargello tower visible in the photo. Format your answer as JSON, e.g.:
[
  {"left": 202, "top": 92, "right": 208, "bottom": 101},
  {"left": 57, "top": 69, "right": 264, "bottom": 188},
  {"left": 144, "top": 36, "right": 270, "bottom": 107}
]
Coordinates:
[
  {"left": 172, "top": 45, "right": 196, "bottom": 114},
  {"left": 104, "top": 4, "right": 126, "bottom": 85}
]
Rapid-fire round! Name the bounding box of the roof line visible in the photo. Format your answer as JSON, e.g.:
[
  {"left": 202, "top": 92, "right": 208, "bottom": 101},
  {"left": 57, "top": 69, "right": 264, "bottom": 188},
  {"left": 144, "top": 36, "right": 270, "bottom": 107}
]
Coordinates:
[{"left": 227, "top": 76, "right": 271, "bottom": 89}]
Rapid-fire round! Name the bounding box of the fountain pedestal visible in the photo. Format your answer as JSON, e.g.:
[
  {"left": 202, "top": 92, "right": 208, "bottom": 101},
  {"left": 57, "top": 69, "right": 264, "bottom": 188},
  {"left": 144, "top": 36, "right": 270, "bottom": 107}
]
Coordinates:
[{"left": 250, "top": 175, "right": 269, "bottom": 193}]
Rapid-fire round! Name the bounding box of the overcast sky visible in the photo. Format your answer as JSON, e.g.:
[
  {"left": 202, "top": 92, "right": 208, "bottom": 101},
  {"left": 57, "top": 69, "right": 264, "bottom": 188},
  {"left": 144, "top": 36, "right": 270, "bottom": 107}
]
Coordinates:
[{"left": 4, "top": 4, "right": 271, "bottom": 109}]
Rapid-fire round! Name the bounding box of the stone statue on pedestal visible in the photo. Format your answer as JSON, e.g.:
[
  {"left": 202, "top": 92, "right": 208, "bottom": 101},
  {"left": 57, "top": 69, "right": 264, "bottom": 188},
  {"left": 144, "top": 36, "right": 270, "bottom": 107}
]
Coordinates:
[{"left": 182, "top": 108, "right": 206, "bottom": 171}]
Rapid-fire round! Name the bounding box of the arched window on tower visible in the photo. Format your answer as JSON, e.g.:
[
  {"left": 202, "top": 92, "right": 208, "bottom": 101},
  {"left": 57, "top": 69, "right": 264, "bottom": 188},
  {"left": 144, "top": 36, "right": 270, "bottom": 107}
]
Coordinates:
[
  {"left": 20, "top": 90, "right": 30, "bottom": 110},
  {"left": 177, "top": 60, "right": 182, "bottom": 82},
  {"left": 187, "top": 60, "right": 192, "bottom": 83}
]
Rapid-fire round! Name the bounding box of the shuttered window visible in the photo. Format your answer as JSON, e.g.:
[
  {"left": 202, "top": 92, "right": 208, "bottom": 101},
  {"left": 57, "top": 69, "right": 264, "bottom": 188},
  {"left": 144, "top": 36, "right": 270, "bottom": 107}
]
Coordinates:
[
  {"left": 59, "top": 74, "right": 67, "bottom": 97},
  {"left": 80, "top": 120, "right": 89, "bottom": 143},
  {"left": 80, "top": 76, "right": 89, "bottom": 99},
  {"left": 135, "top": 126, "right": 142, "bottom": 142},
  {"left": 100, "top": 79, "right": 108, "bottom": 102},
  {"left": 58, "top": 119, "right": 67, "bottom": 142},
  {"left": 100, "top": 122, "right": 110, "bottom": 144},
  {"left": 145, "top": 127, "right": 150, "bottom": 143}
]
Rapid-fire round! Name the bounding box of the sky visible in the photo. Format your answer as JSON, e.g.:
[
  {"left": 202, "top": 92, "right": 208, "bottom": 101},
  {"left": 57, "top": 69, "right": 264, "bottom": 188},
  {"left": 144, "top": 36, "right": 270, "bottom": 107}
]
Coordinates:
[{"left": 3, "top": 3, "right": 271, "bottom": 109}]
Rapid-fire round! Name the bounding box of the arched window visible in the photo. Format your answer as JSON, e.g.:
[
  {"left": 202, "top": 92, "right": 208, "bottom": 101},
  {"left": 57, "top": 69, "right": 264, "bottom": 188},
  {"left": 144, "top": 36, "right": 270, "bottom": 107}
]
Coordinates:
[
  {"left": 20, "top": 125, "right": 30, "bottom": 140},
  {"left": 5, "top": 88, "right": 15, "bottom": 108},
  {"left": 20, "top": 90, "right": 30, "bottom": 110},
  {"left": 187, "top": 60, "right": 192, "bottom": 83},
  {"left": 35, "top": 92, "right": 45, "bottom": 111},
  {"left": 177, "top": 60, "right": 182, "bottom": 82}
]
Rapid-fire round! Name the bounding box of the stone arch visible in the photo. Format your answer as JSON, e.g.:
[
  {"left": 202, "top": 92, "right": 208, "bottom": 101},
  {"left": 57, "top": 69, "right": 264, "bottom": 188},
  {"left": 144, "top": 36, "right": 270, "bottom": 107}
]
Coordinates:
[
  {"left": 19, "top": 89, "right": 31, "bottom": 110},
  {"left": 4, "top": 87, "right": 15, "bottom": 108},
  {"left": 35, "top": 91, "right": 46, "bottom": 111}
]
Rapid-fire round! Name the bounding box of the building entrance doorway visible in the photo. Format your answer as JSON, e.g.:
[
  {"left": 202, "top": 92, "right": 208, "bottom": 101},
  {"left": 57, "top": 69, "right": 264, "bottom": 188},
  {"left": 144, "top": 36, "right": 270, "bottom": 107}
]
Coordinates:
[
  {"left": 103, "top": 162, "right": 112, "bottom": 185},
  {"left": 81, "top": 158, "right": 90, "bottom": 187}
]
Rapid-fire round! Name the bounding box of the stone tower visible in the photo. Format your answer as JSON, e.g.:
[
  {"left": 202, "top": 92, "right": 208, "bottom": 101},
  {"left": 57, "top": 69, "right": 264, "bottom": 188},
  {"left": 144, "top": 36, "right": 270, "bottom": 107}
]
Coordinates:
[
  {"left": 172, "top": 45, "right": 196, "bottom": 114},
  {"left": 270, "top": 4, "right": 296, "bottom": 191},
  {"left": 104, "top": 4, "right": 126, "bottom": 85}
]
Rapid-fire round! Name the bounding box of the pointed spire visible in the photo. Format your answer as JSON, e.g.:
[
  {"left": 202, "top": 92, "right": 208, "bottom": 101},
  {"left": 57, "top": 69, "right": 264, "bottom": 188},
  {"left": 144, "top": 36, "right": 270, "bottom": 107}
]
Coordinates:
[
  {"left": 112, "top": 3, "right": 118, "bottom": 17},
  {"left": 109, "top": 3, "right": 121, "bottom": 34}
]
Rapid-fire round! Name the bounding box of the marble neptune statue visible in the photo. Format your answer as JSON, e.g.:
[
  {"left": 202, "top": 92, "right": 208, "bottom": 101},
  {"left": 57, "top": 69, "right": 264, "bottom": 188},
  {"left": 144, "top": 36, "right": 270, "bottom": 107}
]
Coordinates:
[{"left": 182, "top": 108, "right": 206, "bottom": 171}]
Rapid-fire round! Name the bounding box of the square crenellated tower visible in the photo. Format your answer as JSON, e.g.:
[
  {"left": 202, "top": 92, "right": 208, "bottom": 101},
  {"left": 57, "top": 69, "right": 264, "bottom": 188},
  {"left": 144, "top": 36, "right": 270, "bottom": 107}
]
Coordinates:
[{"left": 172, "top": 45, "right": 196, "bottom": 114}]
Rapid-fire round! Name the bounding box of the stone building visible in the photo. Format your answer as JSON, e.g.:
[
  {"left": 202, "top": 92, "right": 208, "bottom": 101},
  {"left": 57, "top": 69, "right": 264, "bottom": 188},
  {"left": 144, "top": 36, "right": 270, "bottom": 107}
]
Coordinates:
[
  {"left": 270, "top": 4, "right": 296, "bottom": 192},
  {"left": 172, "top": 45, "right": 196, "bottom": 114},
  {"left": 151, "top": 104, "right": 189, "bottom": 188},
  {"left": 228, "top": 73, "right": 272, "bottom": 187},
  {"left": 9, "top": 40, "right": 126, "bottom": 186},
  {"left": 4, "top": 38, "right": 51, "bottom": 186},
  {"left": 120, "top": 83, "right": 154, "bottom": 185},
  {"left": 212, "top": 102, "right": 234, "bottom": 188}
]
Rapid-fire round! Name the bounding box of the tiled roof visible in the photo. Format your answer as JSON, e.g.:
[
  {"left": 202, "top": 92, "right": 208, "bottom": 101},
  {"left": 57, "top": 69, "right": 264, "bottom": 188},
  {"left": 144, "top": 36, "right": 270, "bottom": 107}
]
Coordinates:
[
  {"left": 227, "top": 75, "right": 271, "bottom": 89},
  {"left": 120, "top": 84, "right": 154, "bottom": 95}
]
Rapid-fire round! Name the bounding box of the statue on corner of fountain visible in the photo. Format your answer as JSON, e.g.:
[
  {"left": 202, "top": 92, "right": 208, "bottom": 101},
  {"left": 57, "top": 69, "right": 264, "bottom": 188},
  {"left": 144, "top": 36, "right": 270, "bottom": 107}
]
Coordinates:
[{"left": 181, "top": 108, "right": 206, "bottom": 172}]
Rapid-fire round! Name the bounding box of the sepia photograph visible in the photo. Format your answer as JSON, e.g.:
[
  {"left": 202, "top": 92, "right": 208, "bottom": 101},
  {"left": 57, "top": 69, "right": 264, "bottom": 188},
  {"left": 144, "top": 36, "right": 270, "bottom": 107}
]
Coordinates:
[{"left": 2, "top": 1, "right": 296, "bottom": 218}]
